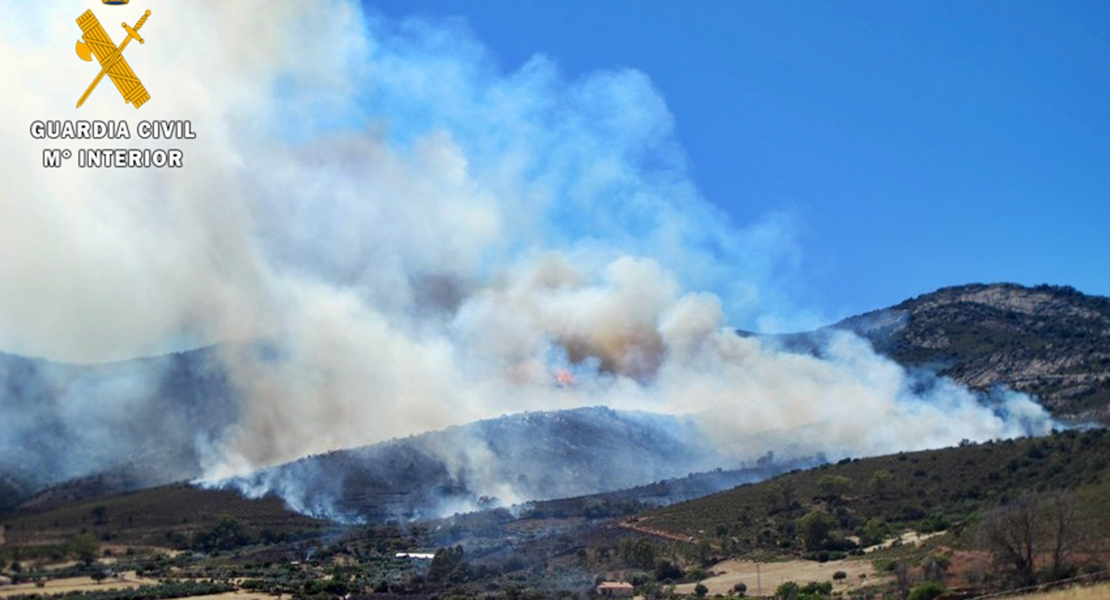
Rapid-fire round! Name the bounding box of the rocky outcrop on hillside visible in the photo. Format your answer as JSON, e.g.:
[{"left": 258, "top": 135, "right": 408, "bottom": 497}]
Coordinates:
[{"left": 836, "top": 284, "right": 1110, "bottom": 423}]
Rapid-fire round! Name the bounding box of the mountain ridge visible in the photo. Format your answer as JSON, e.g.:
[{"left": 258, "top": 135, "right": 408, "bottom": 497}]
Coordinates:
[{"left": 834, "top": 283, "right": 1110, "bottom": 422}]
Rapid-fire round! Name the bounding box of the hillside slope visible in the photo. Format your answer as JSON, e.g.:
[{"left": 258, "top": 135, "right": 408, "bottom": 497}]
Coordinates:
[
  {"left": 0, "top": 347, "right": 237, "bottom": 503},
  {"left": 2, "top": 482, "right": 329, "bottom": 548},
  {"left": 219, "top": 406, "right": 735, "bottom": 522},
  {"left": 637, "top": 428, "right": 1110, "bottom": 554}
]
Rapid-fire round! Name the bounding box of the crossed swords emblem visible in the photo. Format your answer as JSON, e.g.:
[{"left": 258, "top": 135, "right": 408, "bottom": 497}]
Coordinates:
[{"left": 75, "top": 9, "right": 152, "bottom": 109}]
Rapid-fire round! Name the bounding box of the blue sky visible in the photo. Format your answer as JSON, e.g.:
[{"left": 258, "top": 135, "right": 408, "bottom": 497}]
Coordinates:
[{"left": 370, "top": 1, "right": 1109, "bottom": 324}]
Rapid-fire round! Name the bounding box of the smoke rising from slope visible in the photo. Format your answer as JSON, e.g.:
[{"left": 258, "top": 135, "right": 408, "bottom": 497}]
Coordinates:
[{"left": 1, "top": 1, "right": 1054, "bottom": 497}]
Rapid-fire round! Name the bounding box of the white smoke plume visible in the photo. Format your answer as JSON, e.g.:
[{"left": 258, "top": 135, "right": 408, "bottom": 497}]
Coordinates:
[{"left": 0, "top": 0, "right": 1054, "bottom": 496}]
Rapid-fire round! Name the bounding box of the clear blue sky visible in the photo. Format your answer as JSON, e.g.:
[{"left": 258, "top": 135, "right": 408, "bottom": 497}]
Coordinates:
[{"left": 368, "top": 1, "right": 1109, "bottom": 324}]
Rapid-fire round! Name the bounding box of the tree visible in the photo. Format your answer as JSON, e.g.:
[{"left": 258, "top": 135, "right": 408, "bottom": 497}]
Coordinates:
[
  {"left": 883, "top": 559, "right": 913, "bottom": 599},
  {"left": 818, "top": 475, "right": 852, "bottom": 501},
  {"left": 922, "top": 553, "right": 950, "bottom": 582},
  {"left": 774, "top": 581, "right": 800, "bottom": 600},
  {"left": 429, "top": 546, "right": 463, "bottom": 581},
  {"left": 193, "top": 515, "right": 251, "bottom": 551},
  {"left": 91, "top": 506, "right": 108, "bottom": 525},
  {"left": 867, "top": 470, "right": 893, "bottom": 499},
  {"left": 694, "top": 583, "right": 708, "bottom": 598},
  {"left": 654, "top": 559, "right": 682, "bottom": 582},
  {"left": 70, "top": 533, "right": 100, "bottom": 566},
  {"left": 695, "top": 539, "right": 713, "bottom": 565},
  {"left": 860, "top": 517, "right": 886, "bottom": 547},
  {"left": 733, "top": 582, "right": 748, "bottom": 597},
  {"left": 981, "top": 497, "right": 1038, "bottom": 585},
  {"left": 796, "top": 511, "right": 835, "bottom": 551},
  {"left": 620, "top": 539, "right": 657, "bottom": 569},
  {"left": 763, "top": 481, "right": 796, "bottom": 513},
  {"left": 979, "top": 491, "right": 1086, "bottom": 586},
  {"left": 1042, "top": 490, "right": 1083, "bottom": 580},
  {"left": 800, "top": 581, "right": 832, "bottom": 595}
]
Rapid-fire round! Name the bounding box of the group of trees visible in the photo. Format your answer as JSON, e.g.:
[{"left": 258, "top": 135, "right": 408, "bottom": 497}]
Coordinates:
[
  {"left": 190, "top": 515, "right": 251, "bottom": 552},
  {"left": 794, "top": 510, "right": 862, "bottom": 559},
  {"left": 774, "top": 580, "right": 833, "bottom": 599},
  {"left": 428, "top": 545, "right": 467, "bottom": 583},
  {"left": 618, "top": 539, "right": 657, "bottom": 570}
]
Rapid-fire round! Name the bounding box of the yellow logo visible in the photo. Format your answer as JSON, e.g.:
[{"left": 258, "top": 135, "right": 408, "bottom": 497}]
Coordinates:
[{"left": 75, "top": 9, "right": 151, "bottom": 109}]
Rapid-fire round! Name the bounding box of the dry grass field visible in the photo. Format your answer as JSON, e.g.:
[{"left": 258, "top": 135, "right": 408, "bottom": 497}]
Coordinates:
[
  {"left": 1007, "top": 582, "right": 1110, "bottom": 599},
  {"left": 0, "top": 572, "right": 160, "bottom": 598},
  {"left": 673, "top": 557, "right": 885, "bottom": 596},
  {"left": 166, "top": 593, "right": 273, "bottom": 600}
]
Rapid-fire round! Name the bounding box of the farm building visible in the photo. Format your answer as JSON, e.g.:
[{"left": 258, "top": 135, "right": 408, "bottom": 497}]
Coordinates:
[{"left": 596, "top": 581, "right": 634, "bottom": 597}]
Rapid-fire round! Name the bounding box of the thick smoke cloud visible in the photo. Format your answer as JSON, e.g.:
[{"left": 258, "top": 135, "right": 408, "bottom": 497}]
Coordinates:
[{"left": 1, "top": 1, "right": 1054, "bottom": 497}]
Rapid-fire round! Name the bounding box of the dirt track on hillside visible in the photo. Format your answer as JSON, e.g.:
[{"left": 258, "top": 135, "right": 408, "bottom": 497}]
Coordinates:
[{"left": 618, "top": 521, "right": 694, "bottom": 543}]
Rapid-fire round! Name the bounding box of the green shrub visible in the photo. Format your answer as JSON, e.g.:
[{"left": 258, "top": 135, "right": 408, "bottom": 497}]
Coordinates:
[
  {"left": 654, "top": 559, "right": 682, "bottom": 581},
  {"left": 800, "top": 580, "right": 832, "bottom": 595},
  {"left": 907, "top": 581, "right": 947, "bottom": 600},
  {"left": 775, "top": 581, "right": 799, "bottom": 599}
]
